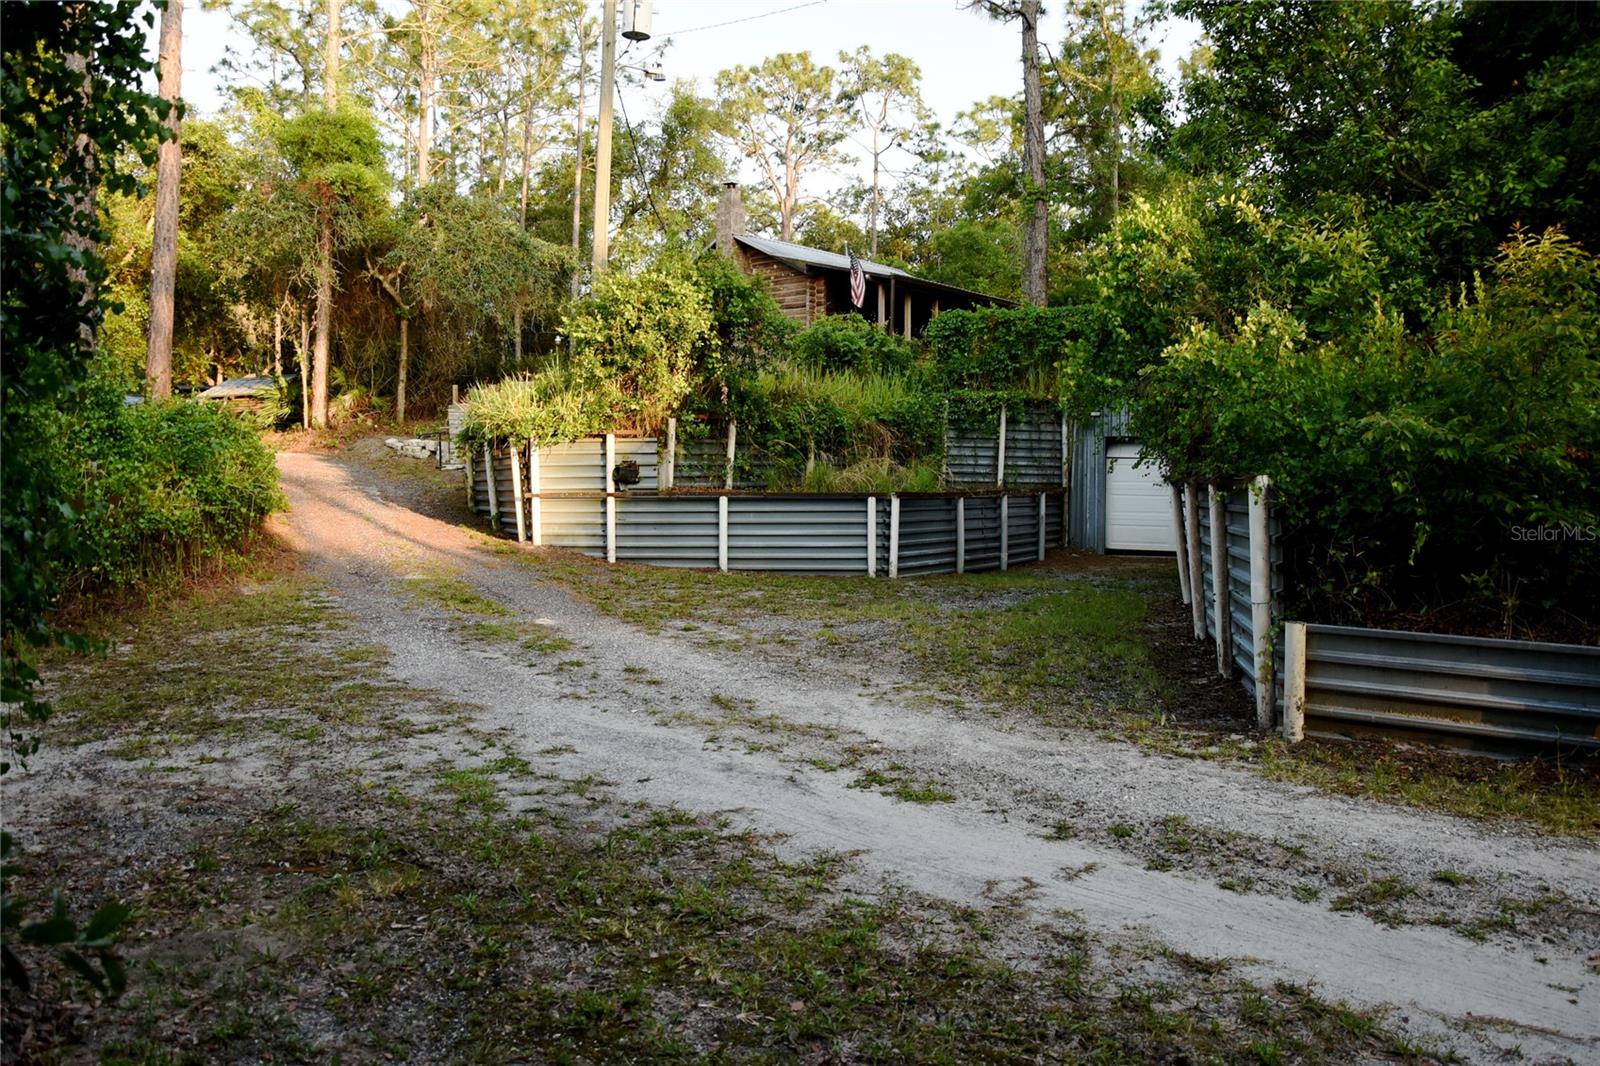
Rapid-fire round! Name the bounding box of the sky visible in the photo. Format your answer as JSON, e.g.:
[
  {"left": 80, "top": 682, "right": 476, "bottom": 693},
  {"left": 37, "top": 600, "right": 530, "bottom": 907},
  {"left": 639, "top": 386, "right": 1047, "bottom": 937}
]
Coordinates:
[{"left": 146, "top": 0, "right": 1201, "bottom": 191}]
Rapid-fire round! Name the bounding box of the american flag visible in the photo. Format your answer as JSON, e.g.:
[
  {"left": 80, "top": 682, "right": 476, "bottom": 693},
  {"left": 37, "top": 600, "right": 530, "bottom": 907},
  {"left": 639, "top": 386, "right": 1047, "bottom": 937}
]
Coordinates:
[{"left": 848, "top": 245, "right": 866, "bottom": 309}]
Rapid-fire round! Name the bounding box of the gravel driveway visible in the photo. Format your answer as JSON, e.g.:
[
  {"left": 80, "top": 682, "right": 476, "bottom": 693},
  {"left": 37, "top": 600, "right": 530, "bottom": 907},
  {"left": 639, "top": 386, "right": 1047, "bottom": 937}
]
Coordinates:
[{"left": 261, "top": 445, "right": 1600, "bottom": 1063}]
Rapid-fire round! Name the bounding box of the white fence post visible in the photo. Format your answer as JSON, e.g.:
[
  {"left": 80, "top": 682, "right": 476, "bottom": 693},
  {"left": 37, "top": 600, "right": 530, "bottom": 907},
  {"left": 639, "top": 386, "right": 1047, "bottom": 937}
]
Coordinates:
[
  {"left": 465, "top": 447, "right": 474, "bottom": 509},
  {"left": 999, "top": 495, "right": 1009, "bottom": 571},
  {"left": 1184, "top": 483, "right": 1205, "bottom": 640},
  {"left": 484, "top": 444, "right": 499, "bottom": 526},
  {"left": 717, "top": 495, "right": 729, "bottom": 572},
  {"left": 528, "top": 444, "right": 542, "bottom": 546},
  {"left": 955, "top": 497, "right": 966, "bottom": 574},
  {"left": 1037, "top": 491, "right": 1046, "bottom": 561},
  {"left": 1282, "top": 620, "right": 1307, "bottom": 742},
  {"left": 996, "top": 407, "right": 1007, "bottom": 487},
  {"left": 865, "top": 496, "right": 877, "bottom": 576},
  {"left": 510, "top": 440, "right": 527, "bottom": 543},
  {"left": 663, "top": 417, "right": 676, "bottom": 492},
  {"left": 1209, "top": 485, "right": 1232, "bottom": 678},
  {"left": 888, "top": 495, "right": 900, "bottom": 578},
  {"left": 604, "top": 434, "right": 617, "bottom": 564},
  {"left": 1249, "top": 475, "right": 1275, "bottom": 730},
  {"left": 725, "top": 420, "right": 737, "bottom": 490},
  {"left": 1170, "top": 483, "right": 1191, "bottom": 605}
]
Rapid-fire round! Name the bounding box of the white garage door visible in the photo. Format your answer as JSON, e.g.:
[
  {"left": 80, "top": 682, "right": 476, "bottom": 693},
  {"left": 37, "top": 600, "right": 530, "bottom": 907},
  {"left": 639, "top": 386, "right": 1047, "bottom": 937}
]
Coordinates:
[{"left": 1105, "top": 442, "right": 1175, "bottom": 552}]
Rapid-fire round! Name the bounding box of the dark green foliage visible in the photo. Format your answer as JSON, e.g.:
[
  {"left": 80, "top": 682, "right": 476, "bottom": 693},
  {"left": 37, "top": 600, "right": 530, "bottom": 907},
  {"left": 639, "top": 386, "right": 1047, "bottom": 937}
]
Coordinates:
[
  {"left": 2, "top": 833, "right": 129, "bottom": 999},
  {"left": 1136, "top": 231, "right": 1599, "bottom": 640},
  {"left": 57, "top": 370, "right": 285, "bottom": 595},
  {"left": 787, "top": 314, "right": 916, "bottom": 375},
  {"left": 2, "top": 0, "right": 167, "bottom": 731}
]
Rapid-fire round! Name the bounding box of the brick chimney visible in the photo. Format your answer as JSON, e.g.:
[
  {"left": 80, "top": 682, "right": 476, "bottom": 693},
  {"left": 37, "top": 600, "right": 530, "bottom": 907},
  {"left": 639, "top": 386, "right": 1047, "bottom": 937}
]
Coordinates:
[{"left": 715, "top": 181, "right": 746, "bottom": 258}]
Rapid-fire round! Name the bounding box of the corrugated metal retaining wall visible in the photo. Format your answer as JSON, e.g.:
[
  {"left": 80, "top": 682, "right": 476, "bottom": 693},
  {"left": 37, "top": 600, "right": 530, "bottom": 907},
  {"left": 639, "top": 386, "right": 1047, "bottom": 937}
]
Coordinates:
[
  {"left": 1172, "top": 477, "right": 1600, "bottom": 757},
  {"left": 1197, "top": 486, "right": 1284, "bottom": 699},
  {"left": 946, "top": 405, "right": 1066, "bottom": 488},
  {"left": 1285, "top": 624, "right": 1600, "bottom": 755},
  {"left": 469, "top": 443, "right": 1063, "bottom": 577}
]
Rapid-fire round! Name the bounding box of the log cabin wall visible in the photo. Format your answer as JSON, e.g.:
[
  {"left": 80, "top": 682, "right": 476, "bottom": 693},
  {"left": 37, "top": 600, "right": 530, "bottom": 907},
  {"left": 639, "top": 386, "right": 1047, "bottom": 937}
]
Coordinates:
[{"left": 739, "top": 247, "right": 827, "bottom": 327}]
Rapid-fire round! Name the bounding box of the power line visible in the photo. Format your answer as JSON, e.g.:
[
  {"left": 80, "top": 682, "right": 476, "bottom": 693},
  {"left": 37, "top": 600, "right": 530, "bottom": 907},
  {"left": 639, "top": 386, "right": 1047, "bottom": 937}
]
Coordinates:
[
  {"left": 657, "top": 0, "right": 828, "bottom": 37},
  {"left": 614, "top": 85, "right": 671, "bottom": 233}
]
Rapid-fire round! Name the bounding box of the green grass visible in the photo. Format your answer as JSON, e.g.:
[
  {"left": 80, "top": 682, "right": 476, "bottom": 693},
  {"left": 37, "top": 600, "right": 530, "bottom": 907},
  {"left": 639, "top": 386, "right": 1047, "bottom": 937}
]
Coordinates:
[
  {"left": 42, "top": 575, "right": 448, "bottom": 751},
  {"left": 402, "top": 573, "right": 512, "bottom": 616}
]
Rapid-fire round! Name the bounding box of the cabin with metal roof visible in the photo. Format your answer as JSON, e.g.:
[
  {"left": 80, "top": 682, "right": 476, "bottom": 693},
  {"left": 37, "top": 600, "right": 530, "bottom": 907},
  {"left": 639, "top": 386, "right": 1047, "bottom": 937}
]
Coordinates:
[{"left": 711, "top": 183, "right": 1013, "bottom": 337}]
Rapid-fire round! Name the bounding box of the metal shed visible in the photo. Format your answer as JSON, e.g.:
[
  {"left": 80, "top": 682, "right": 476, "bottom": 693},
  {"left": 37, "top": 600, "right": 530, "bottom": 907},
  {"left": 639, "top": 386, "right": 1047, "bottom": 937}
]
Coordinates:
[{"left": 1068, "top": 408, "right": 1176, "bottom": 555}]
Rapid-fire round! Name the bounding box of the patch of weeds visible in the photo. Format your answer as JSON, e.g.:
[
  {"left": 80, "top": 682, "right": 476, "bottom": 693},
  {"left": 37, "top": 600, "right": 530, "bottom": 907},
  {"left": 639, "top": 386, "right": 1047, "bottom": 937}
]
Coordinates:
[
  {"left": 1292, "top": 885, "right": 1322, "bottom": 903},
  {"left": 401, "top": 574, "right": 511, "bottom": 617},
  {"left": 1044, "top": 820, "right": 1077, "bottom": 841},
  {"left": 1254, "top": 740, "right": 1600, "bottom": 838},
  {"left": 847, "top": 766, "right": 954, "bottom": 804},
  {"left": 1107, "top": 823, "right": 1136, "bottom": 840},
  {"left": 1331, "top": 876, "right": 1418, "bottom": 927},
  {"left": 1218, "top": 875, "right": 1256, "bottom": 894},
  {"left": 1431, "top": 869, "right": 1473, "bottom": 887}
]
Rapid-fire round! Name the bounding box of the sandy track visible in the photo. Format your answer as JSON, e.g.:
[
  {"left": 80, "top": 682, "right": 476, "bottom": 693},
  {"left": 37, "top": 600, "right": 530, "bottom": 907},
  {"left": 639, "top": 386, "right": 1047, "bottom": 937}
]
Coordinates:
[{"left": 276, "top": 448, "right": 1600, "bottom": 1062}]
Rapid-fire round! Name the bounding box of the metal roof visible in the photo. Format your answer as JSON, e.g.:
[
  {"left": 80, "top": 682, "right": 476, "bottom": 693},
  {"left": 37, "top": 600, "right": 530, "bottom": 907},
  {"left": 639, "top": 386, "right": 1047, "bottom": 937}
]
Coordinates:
[{"left": 732, "top": 233, "right": 1015, "bottom": 306}]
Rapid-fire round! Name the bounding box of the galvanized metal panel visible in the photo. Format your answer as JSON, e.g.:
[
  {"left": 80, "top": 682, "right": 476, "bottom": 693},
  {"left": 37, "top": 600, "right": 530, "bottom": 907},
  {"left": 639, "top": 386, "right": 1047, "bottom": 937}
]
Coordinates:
[
  {"left": 1068, "top": 418, "right": 1107, "bottom": 553},
  {"left": 1300, "top": 624, "right": 1600, "bottom": 754},
  {"left": 616, "top": 494, "right": 717, "bottom": 568},
  {"left": 726, "top": 497, "right": 870, "bottom": 574},
  {"left": 945, "top": 429, "right": 999, "bottom": 487},
  {"left": 541, "top": 439, "right": 606, "bottom": 492},
  {"left": 963, "top": 496, "right": 1004, "bottom": 572},
  {"left": 1004, "top": 408, "right": 1064, "bottom": 487},
  {"left": 541, "top": 496, "right": 605, "bottom": 554},
  {"left": 1005, "top": 493, "right": 1042, "bottom": 568},
  {"left": 674, "top": 436, "right": 732, "bottom": 489},
  {"left": 897, "top": 497, "right": 960, "bottom": 576}
]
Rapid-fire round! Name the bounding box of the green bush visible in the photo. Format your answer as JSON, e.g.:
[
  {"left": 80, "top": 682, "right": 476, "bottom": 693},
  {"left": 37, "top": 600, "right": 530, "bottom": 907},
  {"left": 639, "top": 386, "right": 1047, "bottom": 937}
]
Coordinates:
[
  {"left": 728, "top": 364, "right": 945, "bottom": 479},
  {"left": 1135, "top": 229, "right": 1600, "bottom": 640},
  {"left": 56, "top": 372, "right": 285, "bottom": 595},
  {"left": 788, "top": 314, "right": 916, "bottom": 375}
]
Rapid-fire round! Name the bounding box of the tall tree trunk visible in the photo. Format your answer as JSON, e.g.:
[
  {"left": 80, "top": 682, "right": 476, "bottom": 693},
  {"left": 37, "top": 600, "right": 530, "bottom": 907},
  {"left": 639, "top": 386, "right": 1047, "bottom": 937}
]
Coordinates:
[
  {"left": 569, "top": 24, "right": 586, "bottom": 298},
  {"left": 396, "top": 315, "right": 408, "bottom": 424},
  {"left": 1021, "top": 0, "right": 1047, "bottom": 306},
  {"left": 312, "top": 222, "right": 333, "bottom": 428},
  {"left": 323, "top": 0, "right": 339, "bottom": 109},
  {"left": 513, "top": 71, "right": 536, "bottom": 363},
  {"left": 417, "top": 51, "right": 434, "bottom": 183},
  {"left": 273, "top": 303, "right": 282, "bottom": 376},
  {"left": 299, "top": 308, "right": 310, "bottom": 428},
  {"left": 869, "top": 126, "right": 881, "bottom": 256},
  {"left": 311, "top": 0, "right": 339, "bottom": 428},
  {"left": 146, "top": 0, "right": 183, "bottom": 399},
  {"left": 64, "top": 49, "right": 97, "bottom": 351}
]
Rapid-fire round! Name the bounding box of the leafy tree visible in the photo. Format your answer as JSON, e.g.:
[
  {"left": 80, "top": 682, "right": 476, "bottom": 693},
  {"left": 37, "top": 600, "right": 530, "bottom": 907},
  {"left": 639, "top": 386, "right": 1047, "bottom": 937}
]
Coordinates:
[
  {"left": 715, "top": 52, "right": 855, "bottom": 241},
  {"left": 277, "top": 106, "right": 388, "bottom": 426},
  {"left": 839, "top": 47, "right": 932, "bottom": 255}
]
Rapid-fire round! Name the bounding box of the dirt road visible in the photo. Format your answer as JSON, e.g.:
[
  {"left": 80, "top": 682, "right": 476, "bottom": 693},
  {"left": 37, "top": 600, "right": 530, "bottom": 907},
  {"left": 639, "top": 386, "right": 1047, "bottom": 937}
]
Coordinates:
[{"left": 273, "top": 447, "right": 1598, "bottom": 1062}]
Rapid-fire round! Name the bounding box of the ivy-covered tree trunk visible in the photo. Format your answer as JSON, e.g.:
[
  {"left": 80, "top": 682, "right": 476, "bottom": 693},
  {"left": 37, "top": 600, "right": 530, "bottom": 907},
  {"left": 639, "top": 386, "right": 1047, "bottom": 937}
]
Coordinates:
[
  {"left": 1020, "top": 0, "right": 1047, "bottom": 306},
  {"left": 145, "top": 0, "right": 182, "bottom": 398}
]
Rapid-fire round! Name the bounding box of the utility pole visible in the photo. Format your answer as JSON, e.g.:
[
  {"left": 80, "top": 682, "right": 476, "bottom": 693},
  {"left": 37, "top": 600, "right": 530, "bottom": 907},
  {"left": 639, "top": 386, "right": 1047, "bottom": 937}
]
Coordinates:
[{"left": 590, "top": 0, "right": 617, "bottom": 273}]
